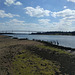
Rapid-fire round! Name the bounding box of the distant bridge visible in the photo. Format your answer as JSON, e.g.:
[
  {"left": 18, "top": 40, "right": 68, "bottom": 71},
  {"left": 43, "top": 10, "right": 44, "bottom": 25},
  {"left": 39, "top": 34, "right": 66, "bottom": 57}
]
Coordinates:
[{"left": 0, "top": 30, "right": 46, "bottom": 33}]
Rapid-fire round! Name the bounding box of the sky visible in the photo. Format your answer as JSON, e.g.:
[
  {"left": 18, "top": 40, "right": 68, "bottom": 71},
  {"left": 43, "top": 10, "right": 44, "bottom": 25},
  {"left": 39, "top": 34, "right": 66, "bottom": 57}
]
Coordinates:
[{"left": 0, "top": 0, "right": 75, "bottom": 31}]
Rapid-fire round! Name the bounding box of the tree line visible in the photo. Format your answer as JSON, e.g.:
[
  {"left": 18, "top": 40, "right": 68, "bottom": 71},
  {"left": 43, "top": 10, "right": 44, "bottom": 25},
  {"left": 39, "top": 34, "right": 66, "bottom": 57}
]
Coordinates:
[{"left": 31, "top": 31, "right": 75, "bottom": 35}]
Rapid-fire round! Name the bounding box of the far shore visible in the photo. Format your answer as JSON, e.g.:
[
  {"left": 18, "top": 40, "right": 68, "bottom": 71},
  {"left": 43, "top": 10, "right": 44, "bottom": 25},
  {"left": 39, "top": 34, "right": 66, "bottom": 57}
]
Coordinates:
[{"left": 0, "top": 31, "right": 75, "bottom": 36}]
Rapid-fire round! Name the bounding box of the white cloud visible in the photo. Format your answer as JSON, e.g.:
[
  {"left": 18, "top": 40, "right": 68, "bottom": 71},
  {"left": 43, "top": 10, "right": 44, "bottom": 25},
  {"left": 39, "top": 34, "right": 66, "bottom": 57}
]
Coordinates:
[
  {"left": 8, "top": 19, "right": 25, "bottom": 25},
  {"left": 38, "top": 18, "right": 75, "bottom": 31},
  {"left": 51, "top": 9, "right": 75, "bottom": 18},
  {"left": 38, "top": 19, "right": 51, "bottom": 25},
  {"left": 0, "top": 18, "right": 75, "bottom": 31},
  {"left": 0, "top": 19, "right": 25, "bottom": 30},
  {"left": 14, "top": 1, "right": 22, "bottom": 5},
  {"left": 51, "top": 9, "right": 75, "bottom": 30},
  {"left": 61, "top": 16, "right": 75, "bottom": 23},
  {"left": 52, "top": 19, "right": 74, "bottom": 31},
  {"left": 4, "top": 0, "right": 22, "bottom": 6},
  {"left": 0, "top": 10, "right": 20, "bottom": 18},
  {"left": 64, "top": 6, "right": 67, "bottom": 9},
  {"left": 67, "top": 0, "right": 75, "bottom": 2},
  {"left": 2, "top": 19, "right": 38, "bottom": 26},
  {"left": 51, "top": 9, "right": 75, "bottom": 31},
  {"left": 4, "top": 0, "right": 15, "bottom": 6},
  {"left": 0, "top": 19, "right": 40, "bottom": 31},
  {"left": 24, "top": 6, "right": 50, "bottom": 17}
]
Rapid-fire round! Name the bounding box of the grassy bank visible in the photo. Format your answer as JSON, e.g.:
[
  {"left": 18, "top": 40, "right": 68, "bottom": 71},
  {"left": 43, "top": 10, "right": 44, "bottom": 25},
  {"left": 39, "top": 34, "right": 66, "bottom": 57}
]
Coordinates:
[{"left": 0, "top": 35, "right": 75, "bottom": 75}]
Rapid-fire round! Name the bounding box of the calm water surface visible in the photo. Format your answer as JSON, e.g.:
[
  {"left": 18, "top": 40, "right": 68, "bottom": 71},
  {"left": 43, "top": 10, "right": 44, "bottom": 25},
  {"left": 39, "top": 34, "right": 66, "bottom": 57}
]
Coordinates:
[{"left": 6, "top": 34, "right": 75, "bottom": 48}]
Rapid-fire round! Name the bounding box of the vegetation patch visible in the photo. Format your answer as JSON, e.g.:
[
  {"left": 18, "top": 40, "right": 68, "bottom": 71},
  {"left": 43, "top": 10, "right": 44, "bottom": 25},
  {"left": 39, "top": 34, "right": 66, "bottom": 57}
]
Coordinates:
[
  {"left": 36, "top": 45, "right": 75, "bottom": 74},
  {"left": 12, "top": 49, "right": 60, "bottom": 75},
  {"left": 9, "top": 44, "right": 75, "bottom": 75},
  {"left": 38, "top": 45, "right": 71, "bottom": 55}
]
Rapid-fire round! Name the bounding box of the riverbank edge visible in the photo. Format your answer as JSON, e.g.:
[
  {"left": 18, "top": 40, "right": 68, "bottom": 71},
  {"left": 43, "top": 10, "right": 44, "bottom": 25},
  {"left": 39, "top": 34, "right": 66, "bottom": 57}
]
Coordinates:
[
  {"left": 11, "top": 35, "right": 75, "bottom": 52},
  {"left": 1, "top": 34, "right": 75, "bottom": 52}
]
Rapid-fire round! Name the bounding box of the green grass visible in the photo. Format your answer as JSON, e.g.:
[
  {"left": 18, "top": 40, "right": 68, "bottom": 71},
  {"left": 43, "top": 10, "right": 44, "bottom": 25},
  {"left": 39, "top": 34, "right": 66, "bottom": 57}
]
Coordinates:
[
  {"left": 12, "top": 49, "right": 60, "bottom": 75},
  {"left": 6, "top": 44, "right": 75, "bottom": 75},
  {"left": 38, "top": 45, "right": 71, "bottom": 55},
  {"left": 36, "top": 45, "right": 75, "bottom": 74}
]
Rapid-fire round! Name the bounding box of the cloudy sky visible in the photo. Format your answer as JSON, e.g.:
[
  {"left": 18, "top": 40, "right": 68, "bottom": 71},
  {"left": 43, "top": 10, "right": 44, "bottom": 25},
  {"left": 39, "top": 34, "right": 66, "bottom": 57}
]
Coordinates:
[{"left": 0, "top": 0, "right": 75, "bottom": 31}]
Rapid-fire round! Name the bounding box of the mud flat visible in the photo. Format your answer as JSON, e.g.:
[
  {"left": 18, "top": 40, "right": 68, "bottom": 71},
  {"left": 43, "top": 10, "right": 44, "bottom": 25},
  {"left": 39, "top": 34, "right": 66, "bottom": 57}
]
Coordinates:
[{"left": 0, "top": 35, "right": 75, "bottom": 75}]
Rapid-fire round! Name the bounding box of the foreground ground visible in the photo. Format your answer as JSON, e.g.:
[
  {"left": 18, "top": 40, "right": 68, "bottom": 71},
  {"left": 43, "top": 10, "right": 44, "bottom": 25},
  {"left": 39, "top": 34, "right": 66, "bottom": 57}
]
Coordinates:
[{"left": 0, "top": 35, "right": 75, "bottom": 75}]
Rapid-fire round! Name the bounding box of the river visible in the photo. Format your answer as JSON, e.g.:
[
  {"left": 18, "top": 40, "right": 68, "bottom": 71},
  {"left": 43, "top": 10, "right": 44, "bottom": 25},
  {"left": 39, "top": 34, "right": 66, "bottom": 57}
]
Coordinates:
[{"left": 5, "top": 34, "right": 75, "bottom": 48}]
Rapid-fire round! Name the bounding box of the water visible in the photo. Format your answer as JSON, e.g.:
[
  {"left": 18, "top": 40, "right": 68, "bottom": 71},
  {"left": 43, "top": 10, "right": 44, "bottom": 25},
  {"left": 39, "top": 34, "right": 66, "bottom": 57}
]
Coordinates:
[{"left": 5, "top": 34, "right": 75, "bottom": 48}]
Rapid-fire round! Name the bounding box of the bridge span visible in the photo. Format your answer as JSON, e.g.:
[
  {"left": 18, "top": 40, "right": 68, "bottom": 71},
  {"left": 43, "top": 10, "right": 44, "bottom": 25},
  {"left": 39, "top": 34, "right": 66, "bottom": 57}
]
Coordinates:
[{"left": 0, "top": 30, "right": 46, "bottom": 33}]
